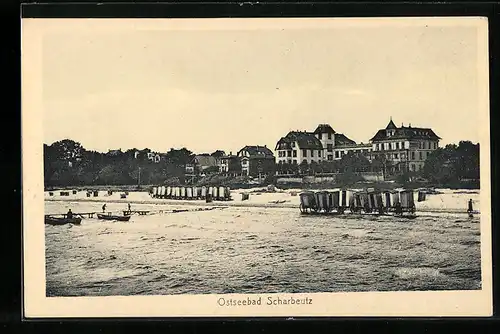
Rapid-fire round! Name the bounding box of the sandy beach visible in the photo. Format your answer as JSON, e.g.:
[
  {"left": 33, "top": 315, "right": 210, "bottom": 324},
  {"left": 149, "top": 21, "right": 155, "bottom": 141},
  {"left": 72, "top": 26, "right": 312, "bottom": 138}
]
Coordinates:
[{"left": 45, "top": 187, "right": 480, "bottom": 215}]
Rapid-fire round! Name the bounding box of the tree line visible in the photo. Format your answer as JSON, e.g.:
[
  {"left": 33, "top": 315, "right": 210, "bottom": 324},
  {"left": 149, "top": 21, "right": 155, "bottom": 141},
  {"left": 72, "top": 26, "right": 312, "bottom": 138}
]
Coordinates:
[{"left": 43, "top": 139, "right": 480, "bottom": 189}]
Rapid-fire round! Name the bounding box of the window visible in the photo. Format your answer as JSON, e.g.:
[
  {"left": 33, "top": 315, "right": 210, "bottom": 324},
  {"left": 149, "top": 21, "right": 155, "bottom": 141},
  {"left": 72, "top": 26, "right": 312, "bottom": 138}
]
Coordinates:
[
  {"left": 310, "top": 149, "right": 314, "bottom": 157},
  {"left": 335, "top": 151, "right": 340, "bottom": 159},
  {"left": 302, "top": 159, "right": 307, "bottom": 164},
  {"left": 303, "top": 149, "right": 307, "bottom": 157},
  {"left": 410, "top": 164, "right": 415, "bottom": 171},
  {"left": 293, "top": 150, "right": 297, "bottom": 157},
  {"left": 419, "top": 152, "right": 423, "bottom": 160},
  {"left": 327, "top": 144, "right": 333, "bottom": 152},
  {"left": 394, "top": 153, "right": 399, "bottom": 159},
  {"left": 293, "top": 160, "right": 297, "bottom": 164},
  {"left": 411, "top": 152, "right": 415, "bottom": 160},
  {"left": 328, "top": 155, "right": 333, "bottom": 161},
  {"left": 328, "top": 133, "right": 332, "bottom": 140},
  {"left": 287, "top": 151, "right": 292, "bottom": 157},
  {"left": 318, "top": 150, "right": 322, "bottom": 157}
]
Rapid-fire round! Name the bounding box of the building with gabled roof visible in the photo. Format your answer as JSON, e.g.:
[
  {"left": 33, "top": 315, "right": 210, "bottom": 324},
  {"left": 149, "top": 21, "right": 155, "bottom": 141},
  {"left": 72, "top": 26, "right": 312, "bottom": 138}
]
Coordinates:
[
  {"left": 275, "top": 124, "right": 372, "bottom": 164},
  {"left": 237, "top": 145, "right": 275, "bottom": 177},
  {"left": 368, "top": 118, "right": 441, "bottom": 173}
]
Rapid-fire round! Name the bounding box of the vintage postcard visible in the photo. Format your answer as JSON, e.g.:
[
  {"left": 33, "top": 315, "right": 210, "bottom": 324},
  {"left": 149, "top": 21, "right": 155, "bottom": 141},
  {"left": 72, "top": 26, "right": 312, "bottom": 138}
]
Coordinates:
[{"left": 22, "top": 17, "right": 492, "bottom": 318}]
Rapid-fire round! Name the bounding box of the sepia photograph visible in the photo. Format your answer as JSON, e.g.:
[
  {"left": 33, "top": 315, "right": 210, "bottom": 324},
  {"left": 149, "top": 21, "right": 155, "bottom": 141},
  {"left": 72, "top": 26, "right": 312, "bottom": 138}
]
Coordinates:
[{"left": 22, "top": 17, "right": 492, "bottom": 317}]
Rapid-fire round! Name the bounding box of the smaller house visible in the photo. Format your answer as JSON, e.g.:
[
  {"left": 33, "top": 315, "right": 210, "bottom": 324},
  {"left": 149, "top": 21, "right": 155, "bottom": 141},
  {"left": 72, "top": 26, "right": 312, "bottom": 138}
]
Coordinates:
[
  {"left": 131, "top": 149, "right": 161, "bottom": 163},
  {"left": 219, "top": 151, "right": 241, "bottom": 174},
  {"left": 185, "top": 154, "right": 218, "bottom": 176},
  {"left": 237, "top": 145, "right": 275, "bottom": 177}
]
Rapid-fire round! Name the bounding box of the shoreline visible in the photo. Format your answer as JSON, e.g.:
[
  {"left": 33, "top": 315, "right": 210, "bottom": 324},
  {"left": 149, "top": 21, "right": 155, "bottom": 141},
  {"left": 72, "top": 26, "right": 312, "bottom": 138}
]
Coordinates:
[{"left": 44, "top": 196, "right": 477, "bottom": 215}]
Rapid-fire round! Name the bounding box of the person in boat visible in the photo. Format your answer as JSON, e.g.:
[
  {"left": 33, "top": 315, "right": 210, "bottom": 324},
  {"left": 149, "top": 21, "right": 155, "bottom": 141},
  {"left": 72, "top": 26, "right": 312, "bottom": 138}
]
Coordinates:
[
  {"left": 66, "top": 209, "right": 73, "bottom": 219},
  {"left": 102, "top": 204, "right": 106, "bottom": 213},
  {"left": 128, "top": 203, "right": 131, "bottom": 212}
]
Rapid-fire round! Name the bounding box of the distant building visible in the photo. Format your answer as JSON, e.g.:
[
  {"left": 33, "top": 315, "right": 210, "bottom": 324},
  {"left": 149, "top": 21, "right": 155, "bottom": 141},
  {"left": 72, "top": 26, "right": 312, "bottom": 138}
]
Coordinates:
[
  {"left": 131, "top": 149, "right": 161, "bottom": 163},
  {"left": 237, "top": 145, "right": 275, "bottom": 177},
  {"left": 275, "top": 131, "right": 324, "bottom": 164},
  {"left": 219, "top": 151, "right": 241, "bottom": 174},
  {"left": 185, "top": 154, "right": 218, "bottom": 176},
  {"left": 275, "top": 124, "right": 372, "bottom": 164},
  {"left": 368, "top": 118, "right": 441, "bottom": 173},
  {"left": 210, "top": 150, "right": 226, "bottom": 171}
]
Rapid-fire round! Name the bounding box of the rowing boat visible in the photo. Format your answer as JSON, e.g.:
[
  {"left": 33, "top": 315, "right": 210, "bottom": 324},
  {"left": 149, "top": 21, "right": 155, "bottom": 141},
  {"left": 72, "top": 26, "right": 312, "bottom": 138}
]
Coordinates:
[
  {"left": 45, "top": 216, "right": 82, "bottom": 225},
  {"left": 97, "top": 213, "right": 131, "bottom": 222}
]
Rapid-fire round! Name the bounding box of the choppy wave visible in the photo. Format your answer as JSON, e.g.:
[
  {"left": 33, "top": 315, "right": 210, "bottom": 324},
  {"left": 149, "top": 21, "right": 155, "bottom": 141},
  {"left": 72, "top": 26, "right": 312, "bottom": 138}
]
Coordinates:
[{"left": 45, "top": 200, "right": 482, "bottom": 296}]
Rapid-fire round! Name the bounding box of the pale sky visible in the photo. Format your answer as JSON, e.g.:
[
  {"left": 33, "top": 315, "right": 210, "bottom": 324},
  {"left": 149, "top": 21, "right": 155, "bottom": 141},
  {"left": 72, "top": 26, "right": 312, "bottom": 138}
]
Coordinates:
[{"left": 41, "top": 18, "right": 485, "bottom": 154}]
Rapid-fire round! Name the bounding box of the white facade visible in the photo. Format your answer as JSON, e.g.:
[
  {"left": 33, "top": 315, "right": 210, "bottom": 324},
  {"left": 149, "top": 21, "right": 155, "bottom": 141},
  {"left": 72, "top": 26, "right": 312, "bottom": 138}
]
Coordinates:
[{"left": 276, "top": 143, "right": 324, "bottom": 165}]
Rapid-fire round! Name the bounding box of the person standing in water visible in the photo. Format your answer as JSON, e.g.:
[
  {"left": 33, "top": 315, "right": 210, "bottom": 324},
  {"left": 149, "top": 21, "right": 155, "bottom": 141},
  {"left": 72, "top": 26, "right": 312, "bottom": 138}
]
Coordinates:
[
  {"left": 102, "top": 203, "right": 106, "bottom": 213},
  {"left": 467, "top": 199, "right": 474, "bottom": 217},
  {"left": 66, "top": 209, "right": 73, "bottom": 219}
]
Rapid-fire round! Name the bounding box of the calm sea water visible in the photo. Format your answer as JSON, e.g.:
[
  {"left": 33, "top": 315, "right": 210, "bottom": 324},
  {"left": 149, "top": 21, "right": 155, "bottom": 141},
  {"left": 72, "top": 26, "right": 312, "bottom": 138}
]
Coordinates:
[{"left": 45, "top": 200, "right": 481, "bottom": 296}]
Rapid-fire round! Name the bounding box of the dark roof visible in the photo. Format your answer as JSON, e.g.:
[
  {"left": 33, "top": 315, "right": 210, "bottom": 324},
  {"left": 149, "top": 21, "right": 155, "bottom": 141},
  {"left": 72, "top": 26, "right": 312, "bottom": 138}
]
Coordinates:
[
  {"left": 313, "top": 124, "right": 336, "bottom": 134},
  {"left": 211, "top": 150, "right": 225, "bottom": 158},
  {"left": 277, "top": 131, "right": 324, "bottom": 150},
  {"left": 238, "top": 145, "right": 274, "bottom": 158},
  {"left": 370, "top": 125, "right": 441, "bottom": 142},
  {"left": 386, "top": 119, "right": 397, "bottom": 130},
  {"left": 334, "top": 133, "right": 357, "bottom": 147}
]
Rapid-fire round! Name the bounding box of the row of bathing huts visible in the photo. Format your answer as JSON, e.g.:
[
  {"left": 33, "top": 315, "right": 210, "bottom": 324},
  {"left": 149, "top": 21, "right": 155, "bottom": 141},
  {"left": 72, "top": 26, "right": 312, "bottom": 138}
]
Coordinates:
[
  {"left": 299, "top": 188, "right": 424, "bottom": 216},
  {"left": 150, "top": 185, "right": 232, "bottom": 202}
]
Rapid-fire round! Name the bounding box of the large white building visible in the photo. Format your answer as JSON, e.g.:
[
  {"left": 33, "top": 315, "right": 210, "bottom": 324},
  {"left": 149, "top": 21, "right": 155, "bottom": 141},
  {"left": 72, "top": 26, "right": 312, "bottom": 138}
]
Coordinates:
[
  {"left": 275, "top": 124, "right": 372, "bottom": 164},
  {"left": 368, "top": 119, "right": 441, "bottom": 172}
]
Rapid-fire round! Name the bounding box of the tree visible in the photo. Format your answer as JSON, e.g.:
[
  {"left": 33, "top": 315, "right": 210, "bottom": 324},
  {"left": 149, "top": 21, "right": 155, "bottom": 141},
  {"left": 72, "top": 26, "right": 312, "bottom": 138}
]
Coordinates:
[
  {"left": 338, "top": 152, "right": 371, "bottom": 173},
  {"left": 165, "top": 148, "right": 193, "bottom": 166},
  {"left": 51, "top": 139, "right": 84, "bottom": 163}
]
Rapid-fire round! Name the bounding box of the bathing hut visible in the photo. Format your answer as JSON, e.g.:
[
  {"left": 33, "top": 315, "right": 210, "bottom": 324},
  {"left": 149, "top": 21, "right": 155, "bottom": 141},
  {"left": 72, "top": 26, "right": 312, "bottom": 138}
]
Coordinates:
[
  {"left": 315, "top": 191, "right": 334, "bottom": 213},
  {"left": 186, "top": 187, "right": 193, "bottom": 199},
  {"left": 166, "top": 186, "right": 172, "bottom": 199},
  {"left": 173, "top": 187, "right": 180, "bottom": 199},
  {"left": 417, "top": 190, "right": 426, "bottom": 202},
  {"left": 400, "top": 190, "right": 415, "bottom": 212},
  {"left": 330, "top": 190, "right": 340, "bottom": 209},
  {"left": 93, "top": 190, "right": 99, "bottom": 197},
  {"left": 299, "top": 191, "right": 318, "bottom": 213},
  {"left": 160, "top": 186, "right": 166, "bottom": 198},
  {"left": 224, "top": 187, "right": 231, "bottom": 201},
  {"left": 193, "top": 187, "right": 199, "bottom": 199},
  {"left": 382, "top": 191, "right": 392, "bottom": 209},
  {"left": 152, "top": 187, "right": 158, "bottom": 198},
  {"left": 391, "top": 191, "right": 400, "bottom": 207},
  {"left": 219, "top": 187, "right": 225, "bottom": 200},
  {"left": 201, "top": 186, "right": 207, "bottom": 199}
]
